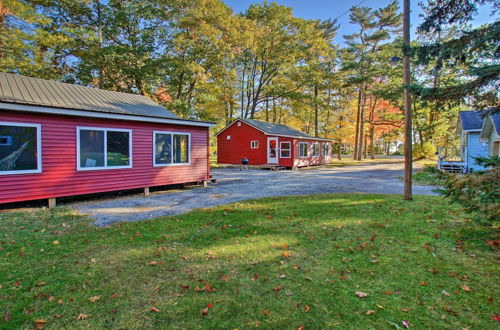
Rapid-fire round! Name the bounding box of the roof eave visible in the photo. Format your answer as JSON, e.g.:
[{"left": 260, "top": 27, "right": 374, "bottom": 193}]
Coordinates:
[{"left": 0, "top": 102, "right": 215, "bottom": 127}]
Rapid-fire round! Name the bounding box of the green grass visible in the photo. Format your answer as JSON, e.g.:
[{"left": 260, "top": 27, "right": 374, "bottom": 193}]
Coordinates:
[{"left": 1, "top": 194, "right": 498, "bottom": 329}]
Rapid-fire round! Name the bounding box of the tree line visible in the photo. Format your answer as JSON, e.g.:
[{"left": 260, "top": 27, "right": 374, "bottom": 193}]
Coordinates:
[{"left": 1, "top": 0, "right": 498, "bottom": 159}]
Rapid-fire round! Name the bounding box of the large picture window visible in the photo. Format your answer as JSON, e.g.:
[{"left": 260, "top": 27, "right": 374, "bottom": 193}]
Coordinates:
[
  {"left": 312, "top": 143, "right": 320, "bottom": 157},
  {"left": 280, "top": 141, "right": 291, "bottom": 158},
  {"left": 77, "top": 127, "right": 132, "bottom": 170},
  {"left": 0, "top": 122, "right": 41, "bottom": 175},
  {"left": 299, "top": 142, "right": 308, "bottom": 158},
  {"left": 154, "top": 132, "right": 190, "bottom": 166}
]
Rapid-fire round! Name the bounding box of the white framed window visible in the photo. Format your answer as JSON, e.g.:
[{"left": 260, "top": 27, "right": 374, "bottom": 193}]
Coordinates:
[
  {"left": 0, "top": 136, "right": 12, "bottom": 146},
  {"left": 312, "top": 143, "right": 320, "bottom": 157},
  {"left": 280, "top": 141, "right": 291, "bottom": 158},
  {"left": 250, "top": 140, "right": 259, "bottom": 149},
  {"left": 154, "top": 131, "right": 190, "bottom": 166},
  {"left": 299, "top": 142, "right": 308, "bottom": 158},
  {"left": 322, "top": 143, "right": 330, "bottom": 156},
  {"left": 77, "top": 127, "right": 132, "bottom": 171},
  {"left": 226, "top": 135, "right": 231, "bottom": 140},
  {"left": 237, "top": 122, "right": 241, "bottom": 126},
  {"left": 0, "top": 122, "right": 42, "bottom": 175}
]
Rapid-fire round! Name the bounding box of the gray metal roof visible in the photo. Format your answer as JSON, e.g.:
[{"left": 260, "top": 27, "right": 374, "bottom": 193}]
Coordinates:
[
  {"left": 459, "top": 111, "right": 484, "bottom": 131},
  {"left": 0, "top": 72, "right": 179, "bottom": 120},
  {"left": 241, "top": 118, "right": 331, "bottom": 141}
]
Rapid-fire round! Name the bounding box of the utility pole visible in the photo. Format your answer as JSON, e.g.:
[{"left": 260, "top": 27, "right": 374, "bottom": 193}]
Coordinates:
[{"left": 403, "top": 0, "right": 413, "bottom": 200}]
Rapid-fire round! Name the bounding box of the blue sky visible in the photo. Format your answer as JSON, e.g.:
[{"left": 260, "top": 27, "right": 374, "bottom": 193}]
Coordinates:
[{"left": 223, "top": 0, "right": 496, "bottom": 45}]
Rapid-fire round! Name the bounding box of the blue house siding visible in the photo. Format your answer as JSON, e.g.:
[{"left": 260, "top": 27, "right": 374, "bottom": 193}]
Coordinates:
[{"left": 466, "top": 132, "right": 489, "bottom": 172}]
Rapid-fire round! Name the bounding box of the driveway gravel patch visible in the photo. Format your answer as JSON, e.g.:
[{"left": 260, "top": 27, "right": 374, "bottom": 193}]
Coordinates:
[{"left": 74, "top": 161, "right": 437, "bottom": 226}]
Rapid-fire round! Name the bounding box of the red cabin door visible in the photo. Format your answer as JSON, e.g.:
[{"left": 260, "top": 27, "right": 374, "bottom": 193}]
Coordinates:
[{"left": 267, "top": 137, "right": 278, "bottom": 164}]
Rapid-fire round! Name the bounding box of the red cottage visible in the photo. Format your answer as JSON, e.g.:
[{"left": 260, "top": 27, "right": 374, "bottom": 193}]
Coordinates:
[
  {"left": 216, "top": 118, "right": 332, "bottom": 168},
  {"left": 0, "top": 73, "right": 214, "bottom": 206}
]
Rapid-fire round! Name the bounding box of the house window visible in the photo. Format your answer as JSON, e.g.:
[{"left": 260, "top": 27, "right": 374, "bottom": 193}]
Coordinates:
[
  {"left": 0, "top": 136, "right": 12, "bottom": 146},
  {"left": 0, "top": 122, "right": 42, "bottom": 175},
  {"left": 280, "top": 141, "right": 291, "bottom": 158},
  {"left": 154, "top": 131, "right": 190, "bottom": 166},
  {"left": 299, "top": 142, "right": 308, "bottom": 158},
  {"left": 323, "top": 143, "right": 330, "bottom": 156},
  {"left": 250, "top": 140, "right": 259, "bottom": 149},
  {"left": 226, "top": 135, "right": 231, "bottom": 140},
  {"left": 77, "top": 127, "right": 132, "bottom": 170},
  {"left": 312, "top": 143, "right": 320, "bottom": 157},
  {"left": 237, "top": 122, "right": 241, "bottom": 126}
]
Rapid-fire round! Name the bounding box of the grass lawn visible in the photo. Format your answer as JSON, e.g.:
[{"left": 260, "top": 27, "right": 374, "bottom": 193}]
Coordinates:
[{"left": 1, "top": 194, "right": 498, "bottom": 329}]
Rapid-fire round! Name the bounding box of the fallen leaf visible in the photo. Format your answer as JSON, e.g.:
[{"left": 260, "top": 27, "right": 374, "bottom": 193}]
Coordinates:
[
  {"left": 35, "top": 282, "right": 47, "bottom": 287},
  {"left": 34, "top": 319, "right": 47, "bottom": 329},
  {"left": 181, "top": 285, "right": 189, "bottom": 290},
  {"left": 111, "top": 293, "right": 119, "bottom": 299},
  {"left": 298, "top": 327, "right": 304, "bottom": 330},
  {"left": 420, "top": 281, "right": 428, "bottom": 286},
  {"left": 88, "top": 296, "right": 100, "bottom": 303},
  {"left": 492, "top": 314, "right": 500, "bottom": 322},
  {"left": 207, "top": 304, "right": 213, "bottom": 308},
  {"left": 149, "top": 261, "right": 158, "bottom": 266},
  {"left": 355, "top": 291, "right": 368, "bottom": 298},
  {"left": 4, "top": 312, "right": 12, "bottom": 322},
  {"left": 220, "top": 275, "right": 231, "bottom": 281},
  {"left": 376, "top": 304, "right": 384, "bottom": 309},
  {"left": 283, "top": 251, "right": 291, "bottom": 258},
  {"left": 263, "top": 309, "right": 270, "bottom": 316},
  {"left": 274, "top": 285, "right": 284, "bottom": 292},
  {"left": 304, "top": 305, "right": 310, "bottom": 313},
  {"left": 52, "top": 241, "right": 59, "bottom": 245},
  {"left": 201, "top": 307, "right": 209, "bottom": 316},
  {"left": 402, "top": 320, "right": 410, "bottom": 328},
  {"left": 401, "top": 308, "right": 409, "bottom": 312},
  {"left": 282, "top": 243, "right": 288, "bottom": 249},
  {"left": 442, "top": 290, "right": 450, "bottom": 296},
  {"left": 150, "top": 307, "right": 160, "bottom": 313},
  {"left": 461, "top": 284, "right": 471, "bottom": 292},
  {"left": 48, "top": 296, "right": 54, "bottom": 301},
  {"left": 76, "top": 313, "right": 90, "bottom": 320},
  {"left": 57, "top": 299, "right": 63, "bottom": 304},
  {"left": 366, "top": 310, "right": 375, "bottom": 315}
]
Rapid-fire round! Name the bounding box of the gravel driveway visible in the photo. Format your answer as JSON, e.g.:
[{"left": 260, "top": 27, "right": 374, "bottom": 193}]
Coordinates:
[{"left": 75, "top": 160, "right": 437, "bottom": 226}]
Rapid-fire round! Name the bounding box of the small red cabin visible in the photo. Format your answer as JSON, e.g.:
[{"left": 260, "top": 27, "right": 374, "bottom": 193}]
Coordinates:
[
  {"left": 216, "top": 118, "right": 332, "bottom": 168},
  {"left": 0, "top": 73, "right": 214, "bottom": 206}
]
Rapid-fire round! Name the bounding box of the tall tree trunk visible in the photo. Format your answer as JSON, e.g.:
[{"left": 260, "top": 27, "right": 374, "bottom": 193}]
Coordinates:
[
  {"left": 369, "top": 125, "right": 375, "bottom": 159},
  {"left": 337, "top": 140, "right": 342, "bottom": 160},
  {"left": 314, "top": 84, "right": 319, "bottom": 137},
  {"left": 363, "top": 134, "right": 368, "bottom": 159},
  {"left": 96, "top": 0, "right": 104, "bottom": 89},
  {"left": 353, "top": 88, "right": 362, "bottom": 160},
  {"left": 265, "top": 99, "right": 269, "bottom": 122},
  {"left": 357, "top": 84, "right": 366, "bottom": 160},
  {"left": 272, "top": 99, "right": 276, "bottom": 123}
]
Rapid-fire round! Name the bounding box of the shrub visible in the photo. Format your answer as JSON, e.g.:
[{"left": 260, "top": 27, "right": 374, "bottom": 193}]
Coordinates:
[
  {"left": 439, "top": 164, "right": 500, "bottom": 225},
  {"left": 413, "top": 142, "right": 436, "bottom": 159},
  {"left": 413, "top": 165, "right": 447, "bottom": 185}
]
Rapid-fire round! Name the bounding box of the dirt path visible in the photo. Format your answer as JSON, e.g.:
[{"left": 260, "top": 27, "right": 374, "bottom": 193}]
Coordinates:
[{"left": 75, "top": 160, "right": 437, "bottom": 226}]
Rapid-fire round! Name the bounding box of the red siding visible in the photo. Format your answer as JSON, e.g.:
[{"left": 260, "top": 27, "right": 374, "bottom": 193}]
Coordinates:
[
  {"left": 217, "top": 120, "right": 332, "bottom": 167},
  {"left": 0, "top": 111, "right": 210, "bottom": 204},
  {"left": 217, "top": 120, "right": 267, "bottom": 165}
]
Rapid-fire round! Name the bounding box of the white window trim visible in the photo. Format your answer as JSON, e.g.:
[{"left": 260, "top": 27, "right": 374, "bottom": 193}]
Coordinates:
[
  {"left": 153, "top": 131, "right": 191, "bottom": 167},
  {"left": 76, "top": 126, "right": 133, "bottom": 171},
  {"left": 0, "top": 122, "right": 42, "bottom": 175},
  {"left": 299, "top": 142, "right": 308, "bottom": 158},
  {"left": 280, "top": 141, "right": 291, "bottom": 158},
  {"left": 250, "top": 140, "right": 259, "bottom": 149},
  {"left": 312, "top": 142, "right": 320, "bottom": 157}
]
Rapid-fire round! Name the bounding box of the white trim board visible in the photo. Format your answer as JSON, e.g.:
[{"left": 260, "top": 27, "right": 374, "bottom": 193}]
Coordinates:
[{"left": 0, "top": 102, "right": 215, "bottom": 128}]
